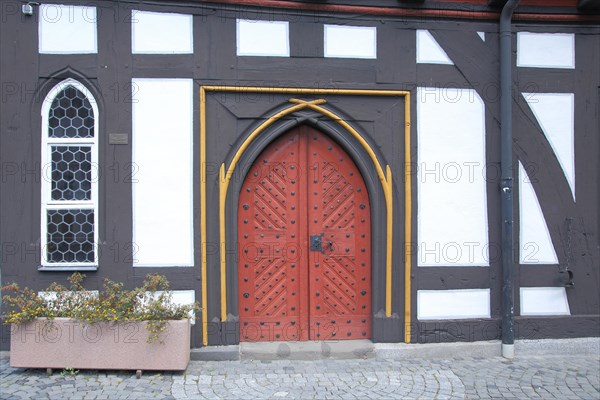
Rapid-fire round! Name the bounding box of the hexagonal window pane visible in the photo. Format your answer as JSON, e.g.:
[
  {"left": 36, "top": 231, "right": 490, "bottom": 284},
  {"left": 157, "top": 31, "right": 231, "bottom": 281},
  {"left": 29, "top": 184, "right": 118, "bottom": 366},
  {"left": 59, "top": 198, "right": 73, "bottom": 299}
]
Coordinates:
[
  {"left": 58, "top": 96, "right": 70, "bottom": 109},
  {"left": 59, "top": 118, "right": 70, "bottom": 128},
  {"left": 46, "top": 209, "right": 94, "bottom": 263},
  {"left": 72, "top": 97, "right": 83, "bottom": 108},
  {"left": 49, "top": 117, "right": 60, "bottom": 129},
  {"left": 72, "top": 117, "right": 83, "bottom": 128},
  {"left": 66, "top": 107, "right": 77, "bottom": 118},
  {"left": 53, "top": 108, "right": 65, "bottom": 118},
  {"left": 77, "top": 108, "right": 89, "bottom": 118},
  {"left": 48, "top": 86, "right": 94, "bottom": 138}
]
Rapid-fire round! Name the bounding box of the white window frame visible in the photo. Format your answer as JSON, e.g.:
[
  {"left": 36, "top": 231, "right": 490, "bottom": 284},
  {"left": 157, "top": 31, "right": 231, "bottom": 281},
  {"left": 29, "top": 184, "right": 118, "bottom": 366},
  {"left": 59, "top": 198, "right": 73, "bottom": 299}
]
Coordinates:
[{"left": 40, "top": 79, "right": 99, "bottom": 269}]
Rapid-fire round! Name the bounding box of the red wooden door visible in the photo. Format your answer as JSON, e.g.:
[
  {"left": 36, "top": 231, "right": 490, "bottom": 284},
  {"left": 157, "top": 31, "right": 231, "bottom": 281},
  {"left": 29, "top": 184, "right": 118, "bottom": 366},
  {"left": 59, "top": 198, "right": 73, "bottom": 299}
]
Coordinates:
[{"left": 238, "top": 125, "right": 371, "bottom": 341}]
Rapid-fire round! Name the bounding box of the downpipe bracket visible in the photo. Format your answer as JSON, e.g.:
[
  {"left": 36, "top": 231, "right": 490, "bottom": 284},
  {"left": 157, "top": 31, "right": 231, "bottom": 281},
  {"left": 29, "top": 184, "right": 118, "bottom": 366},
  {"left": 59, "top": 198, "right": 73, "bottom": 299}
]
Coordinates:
[{"left": 500, "top": 177, "right": 513, "bottom": 194}]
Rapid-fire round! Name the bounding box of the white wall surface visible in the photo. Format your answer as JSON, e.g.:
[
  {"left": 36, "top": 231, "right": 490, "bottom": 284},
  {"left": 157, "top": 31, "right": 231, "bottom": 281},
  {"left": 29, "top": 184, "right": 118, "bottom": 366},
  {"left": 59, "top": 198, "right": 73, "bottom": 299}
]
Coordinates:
[
  {"left": 39, "top": 291, "right": 99, "bottom": 301},
  {"left": 517, "top": 32, "right": 575, "bottom": 69},
  {"left": 416, "top": 30, "right": 453, "bottom": 64},
  {"left": 522, "top": 92, "right": 575, "bottom": 200},
  {"left": 417, "top": 87, "right": 489, "bottom": 266},
  {"left": 519, "top": 162, "right": 559, "bottom": 265},
  {"left": 417, "top": 289, "right": 491, "bottom": 320},
  {"left": 39, "top": 4, "right": 97, "bottom": 54},
  {"left": 520, "top": 287, "right": 570, "bottom": 316},
  {"left": 132, "top": 11, "right": 193, "bottom": 54},
  {"left": 39, "top": 291, "right": 196, "bottom": 324},
  {"left": 148, "top": 290, "right": 196, "bottom": 323},
  {"left": 132, "top": 79, "right": 194, "bottom": 267},
  {"left": 324, "top": 25, "right": 377, "bottom": 59},
  {"left": 236, "top": 19, "right": 289, "bottom": 57}
]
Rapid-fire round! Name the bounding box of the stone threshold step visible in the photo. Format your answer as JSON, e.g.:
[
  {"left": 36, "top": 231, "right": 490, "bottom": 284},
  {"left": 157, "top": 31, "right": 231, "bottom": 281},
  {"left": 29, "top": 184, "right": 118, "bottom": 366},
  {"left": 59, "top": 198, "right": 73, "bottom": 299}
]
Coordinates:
[{"left": 191, "top": 340, "right": 375, "bottom": 361}]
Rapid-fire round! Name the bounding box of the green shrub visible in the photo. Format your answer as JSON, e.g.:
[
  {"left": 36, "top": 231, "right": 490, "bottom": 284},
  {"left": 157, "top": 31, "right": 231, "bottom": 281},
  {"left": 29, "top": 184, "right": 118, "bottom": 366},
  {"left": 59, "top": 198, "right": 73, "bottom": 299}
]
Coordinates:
[{"left": 1, "top": 273, "right": 199, "bottom": 343}]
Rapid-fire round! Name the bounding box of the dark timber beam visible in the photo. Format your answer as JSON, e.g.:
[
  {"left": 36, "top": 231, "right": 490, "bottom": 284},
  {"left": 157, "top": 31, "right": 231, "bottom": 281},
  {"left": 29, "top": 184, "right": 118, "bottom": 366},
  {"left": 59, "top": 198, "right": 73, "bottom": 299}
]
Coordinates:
[{"left": 578, "top": 0, "right": 600, "bottom": 10}]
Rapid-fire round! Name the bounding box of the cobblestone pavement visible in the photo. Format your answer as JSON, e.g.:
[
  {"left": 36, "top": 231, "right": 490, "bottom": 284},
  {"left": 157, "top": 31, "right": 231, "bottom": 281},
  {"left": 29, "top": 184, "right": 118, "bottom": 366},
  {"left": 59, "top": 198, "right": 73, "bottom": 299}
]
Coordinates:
[{"left": 1, "top": 353, "right": 598, "bottom": 399}]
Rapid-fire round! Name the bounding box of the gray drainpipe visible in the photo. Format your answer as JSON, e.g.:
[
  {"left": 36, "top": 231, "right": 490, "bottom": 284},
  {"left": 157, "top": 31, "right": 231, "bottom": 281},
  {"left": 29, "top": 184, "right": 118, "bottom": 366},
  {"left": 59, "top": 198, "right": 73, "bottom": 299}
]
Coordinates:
[{"left": 500, "top": 0, "right": 519, "bottom": 359}]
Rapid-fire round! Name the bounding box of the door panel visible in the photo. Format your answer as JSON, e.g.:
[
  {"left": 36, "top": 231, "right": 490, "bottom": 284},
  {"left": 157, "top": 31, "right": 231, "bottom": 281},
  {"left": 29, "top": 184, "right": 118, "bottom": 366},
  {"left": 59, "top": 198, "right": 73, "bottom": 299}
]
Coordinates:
[
  {"left": 307, "top": 131, "right": 371, "bottom": 340},
  {"left": 238, "top": 132, "right": 307, "bottom": 341},
  {"left": 238, "top": 125, "right": 371, "bottom": 341}
]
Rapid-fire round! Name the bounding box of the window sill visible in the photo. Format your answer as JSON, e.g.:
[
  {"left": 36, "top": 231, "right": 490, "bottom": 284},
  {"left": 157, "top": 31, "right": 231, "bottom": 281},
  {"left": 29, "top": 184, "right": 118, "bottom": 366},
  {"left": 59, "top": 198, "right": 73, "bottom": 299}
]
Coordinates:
[{"left": 38, "top": 265, "right": 98, "bottom": 272}]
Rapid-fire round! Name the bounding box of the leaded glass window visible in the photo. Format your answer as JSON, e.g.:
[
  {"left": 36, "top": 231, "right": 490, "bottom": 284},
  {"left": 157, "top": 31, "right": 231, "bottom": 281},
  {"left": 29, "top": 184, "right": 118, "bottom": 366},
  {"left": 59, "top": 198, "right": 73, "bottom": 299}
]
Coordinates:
[
  {"left": 51, "top": 146, "right": 92, "bottom": 201},
  {"left": 46, "top": 209, "right": 95, "bottom": 263},
  {"left": 48, "top": 86, "right": 95, "bottom": 138},
  {"left": 41, "top": 80, "right": 98, "bottom": 268}
]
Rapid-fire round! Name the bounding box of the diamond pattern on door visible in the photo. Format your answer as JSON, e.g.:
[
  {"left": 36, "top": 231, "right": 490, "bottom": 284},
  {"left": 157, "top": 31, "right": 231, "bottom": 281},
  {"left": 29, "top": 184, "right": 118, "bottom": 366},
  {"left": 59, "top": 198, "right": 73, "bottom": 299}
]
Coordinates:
[{"left": 238, "top": 125, "right": 371, "bottom": 341}]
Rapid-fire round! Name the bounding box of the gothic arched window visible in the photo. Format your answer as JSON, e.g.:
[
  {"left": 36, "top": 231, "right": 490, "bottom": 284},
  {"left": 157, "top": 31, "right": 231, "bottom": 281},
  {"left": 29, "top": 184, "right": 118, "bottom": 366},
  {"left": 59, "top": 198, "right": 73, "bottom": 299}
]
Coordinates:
[{"left": 41, "top": 79, "right": 98, "bottom": 268}]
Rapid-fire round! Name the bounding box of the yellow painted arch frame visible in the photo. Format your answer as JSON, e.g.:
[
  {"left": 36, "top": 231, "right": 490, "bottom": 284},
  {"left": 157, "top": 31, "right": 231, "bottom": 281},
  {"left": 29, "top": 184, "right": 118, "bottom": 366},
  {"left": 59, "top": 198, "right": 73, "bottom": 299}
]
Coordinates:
[{"left": 200, "top": 86, "right": 412, "bottom": 345}]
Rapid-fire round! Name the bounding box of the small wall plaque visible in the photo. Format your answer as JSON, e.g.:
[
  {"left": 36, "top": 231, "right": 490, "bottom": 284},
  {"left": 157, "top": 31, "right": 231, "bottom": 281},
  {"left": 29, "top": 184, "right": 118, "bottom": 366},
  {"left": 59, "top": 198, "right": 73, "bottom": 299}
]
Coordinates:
[{"left": 109, "top": 133, "right": 128, "bottom": 145}]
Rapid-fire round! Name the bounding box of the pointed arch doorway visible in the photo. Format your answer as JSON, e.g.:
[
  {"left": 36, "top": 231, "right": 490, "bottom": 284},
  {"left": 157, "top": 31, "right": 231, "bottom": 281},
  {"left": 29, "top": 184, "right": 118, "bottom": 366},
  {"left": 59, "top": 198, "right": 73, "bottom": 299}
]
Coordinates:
[{"left": 238, "top": 125, "right": 372, "bottom": 342}]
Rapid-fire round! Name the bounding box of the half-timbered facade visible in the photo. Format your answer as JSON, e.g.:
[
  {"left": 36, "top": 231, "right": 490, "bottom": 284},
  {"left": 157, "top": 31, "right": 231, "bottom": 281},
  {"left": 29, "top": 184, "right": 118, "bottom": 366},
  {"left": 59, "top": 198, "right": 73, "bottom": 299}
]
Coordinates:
[{"left": 1, "top": 0, "right": 598, "bottom": 349}]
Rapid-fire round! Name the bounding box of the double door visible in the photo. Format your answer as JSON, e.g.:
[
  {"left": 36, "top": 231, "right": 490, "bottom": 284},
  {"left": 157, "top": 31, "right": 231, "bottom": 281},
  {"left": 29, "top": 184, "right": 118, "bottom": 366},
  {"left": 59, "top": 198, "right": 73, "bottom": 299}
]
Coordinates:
[{"left": 238, "top": 125, "right": 371, "bottom": 341}]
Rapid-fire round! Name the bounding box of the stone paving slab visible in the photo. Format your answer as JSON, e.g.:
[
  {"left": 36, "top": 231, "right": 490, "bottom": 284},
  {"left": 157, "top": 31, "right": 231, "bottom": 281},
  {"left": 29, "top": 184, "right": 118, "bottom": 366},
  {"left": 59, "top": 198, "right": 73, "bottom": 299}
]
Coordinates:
[{"left": 1, "top": 353, "right": 598, "bottom": 399}]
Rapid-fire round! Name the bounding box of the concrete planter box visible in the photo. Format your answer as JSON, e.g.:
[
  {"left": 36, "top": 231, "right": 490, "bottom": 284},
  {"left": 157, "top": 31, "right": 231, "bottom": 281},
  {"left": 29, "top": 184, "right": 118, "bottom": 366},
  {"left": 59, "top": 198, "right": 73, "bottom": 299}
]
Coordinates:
[{"left": 10, "top": 318, "right": 190, "bottom": 371}]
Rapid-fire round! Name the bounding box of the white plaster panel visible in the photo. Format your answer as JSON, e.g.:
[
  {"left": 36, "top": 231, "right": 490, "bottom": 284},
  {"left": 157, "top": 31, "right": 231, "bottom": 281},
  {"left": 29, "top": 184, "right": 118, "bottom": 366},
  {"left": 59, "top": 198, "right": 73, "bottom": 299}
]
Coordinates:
[
  {"left": 519, "top": 162, "right": 559, "bottom": 265},
  {"left": 148, "top": 290, "right": 196, "bottom": 324},
  {"left": 417, "top": 87, "right": 489, "bottom": 266},
  {"left": 324, "top": 25, "right": 377, "bottom": 59},
  {"left": 132, "top": 79, "right": 194, "bottom": 267},
  {"left": 517, "top": 32, "right": 575, "bottom": 69},
  {"left": 417, "top": 289, "right": 491, "bottom": 320},
  {"left": 39, "top": 291, "right": 99, "bottom": 300},
  {"left": 132, "top": 11, "right": 193, "bottom": 54},
  {"left": 416, "top": 30, "right": 453, "bottom": 65},
  {"left": 520, "top": 287, "right": 570, "bottom": 316},
  {"left": 522, "top": 92, "right": 575, "bottom": 200},
  {"left": 39, "top": 4, "right": 97, "bottom": 54},
  {"left": 236, "top": 19, "right": 289, "bottom": 57}
]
